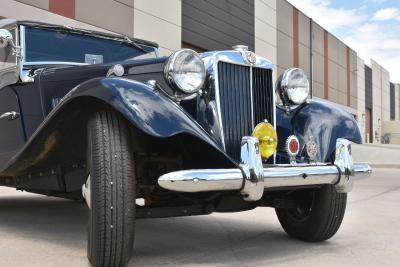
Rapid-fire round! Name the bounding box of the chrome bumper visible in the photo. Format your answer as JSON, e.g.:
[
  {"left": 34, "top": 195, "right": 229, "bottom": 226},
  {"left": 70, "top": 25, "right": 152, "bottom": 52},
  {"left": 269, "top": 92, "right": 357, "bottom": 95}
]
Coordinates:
[{"left": 158, "top": 138, "right": 372, "bottom": 201}]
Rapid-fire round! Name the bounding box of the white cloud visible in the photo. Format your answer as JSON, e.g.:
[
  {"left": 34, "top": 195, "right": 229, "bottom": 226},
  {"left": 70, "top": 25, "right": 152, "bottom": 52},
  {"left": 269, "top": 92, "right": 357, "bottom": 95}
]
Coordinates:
[
  {"left": 343, "top": 22, "right": 400, "bottom": 82},
  {"left": 365, "top": 0, "right": 387, "bottom": 3},
  {"left": 287, "top": 0, "right": 400, "bottom": 83},
  {"left": 372, "top": 8, "right": 400, "bottom": 21},
  {"left": 287, "top": 0, "right": 367, "bottom": 31}
]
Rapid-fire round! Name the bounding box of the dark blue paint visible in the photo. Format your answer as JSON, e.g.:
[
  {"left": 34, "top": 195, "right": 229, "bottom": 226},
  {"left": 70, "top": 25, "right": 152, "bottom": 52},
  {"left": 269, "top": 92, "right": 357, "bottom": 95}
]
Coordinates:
[
  {"left": 0, "top": 77, "right": 237, "bottom": 173},
  {"left": 0, "top": 77, "right": 362, "bottom": 174},
  {"left": 275, "top": 100, "right": 362, "bottom": 163}
]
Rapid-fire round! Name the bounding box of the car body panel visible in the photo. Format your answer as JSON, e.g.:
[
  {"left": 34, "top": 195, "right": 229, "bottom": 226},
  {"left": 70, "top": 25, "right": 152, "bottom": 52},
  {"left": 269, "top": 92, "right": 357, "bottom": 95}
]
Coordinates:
[
  {"left": 0, "top": 86, "right": 26, "bottom": 164},
  {"left": 276, "top": 100, "right": 362, "bottom": 163},
  {"left": 0, "top": 77, "right": 237, "bottom": 176}
]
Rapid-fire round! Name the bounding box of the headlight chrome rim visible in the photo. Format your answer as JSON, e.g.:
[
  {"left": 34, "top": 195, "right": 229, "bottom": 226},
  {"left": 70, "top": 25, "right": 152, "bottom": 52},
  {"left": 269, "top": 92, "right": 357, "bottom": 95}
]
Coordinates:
[
  {"left": 164, "top": 49, "right": 206, "bottom": 95},
  {"left": 277, "top": 68, "right": 310, "bottom": 107}
]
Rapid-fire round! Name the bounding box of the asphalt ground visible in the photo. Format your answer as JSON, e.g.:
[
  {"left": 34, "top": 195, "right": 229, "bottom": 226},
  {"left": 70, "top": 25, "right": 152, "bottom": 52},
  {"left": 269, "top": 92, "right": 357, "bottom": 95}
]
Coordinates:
[{"left": 0, "top": 168, "right": 398, "bottom": 267}]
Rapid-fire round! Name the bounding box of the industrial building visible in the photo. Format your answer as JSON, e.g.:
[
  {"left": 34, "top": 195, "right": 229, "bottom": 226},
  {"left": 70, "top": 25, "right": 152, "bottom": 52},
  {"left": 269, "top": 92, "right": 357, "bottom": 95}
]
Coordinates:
[{"left": 1, "top": 0, "right": 399, "bottom": 143}]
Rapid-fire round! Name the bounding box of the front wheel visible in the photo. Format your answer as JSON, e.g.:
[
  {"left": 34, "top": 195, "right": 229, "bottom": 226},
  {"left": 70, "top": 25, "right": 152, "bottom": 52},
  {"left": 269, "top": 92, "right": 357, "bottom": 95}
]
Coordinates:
[
  {"left": 86, "top": 111, "right": 136, "bottom": 267},
  {"left": 275, "top": 185, "right": 347, "bottom": 242}
]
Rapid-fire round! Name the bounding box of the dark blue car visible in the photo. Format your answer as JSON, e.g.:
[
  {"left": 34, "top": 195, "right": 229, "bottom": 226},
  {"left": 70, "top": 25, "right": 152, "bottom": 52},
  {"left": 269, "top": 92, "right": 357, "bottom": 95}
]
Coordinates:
[{"left": 0, "top": 19, "right": 371, "bottom": 267}]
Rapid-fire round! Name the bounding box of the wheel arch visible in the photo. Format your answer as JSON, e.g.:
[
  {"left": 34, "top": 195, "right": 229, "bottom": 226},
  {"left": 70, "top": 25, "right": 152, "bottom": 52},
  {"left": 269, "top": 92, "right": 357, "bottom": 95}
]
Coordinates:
[{"left": 0, "top": 77, "right": 235, "bottom": 179}]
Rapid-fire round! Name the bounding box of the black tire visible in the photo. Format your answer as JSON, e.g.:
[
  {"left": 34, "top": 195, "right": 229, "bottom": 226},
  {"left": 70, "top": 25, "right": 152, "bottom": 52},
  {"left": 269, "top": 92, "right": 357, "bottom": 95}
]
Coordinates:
[
  {"left": 87, "top": 111, "right": 136, "bottom": 267},
  {"left": 275, "top": 185, "right": 347, "bottom": 242}
]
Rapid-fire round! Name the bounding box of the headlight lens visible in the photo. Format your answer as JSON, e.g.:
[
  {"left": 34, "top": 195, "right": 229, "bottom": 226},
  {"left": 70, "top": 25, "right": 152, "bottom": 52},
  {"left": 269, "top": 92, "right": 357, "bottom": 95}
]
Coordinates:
[
  {"left": 277, "top": 68, "right": 310, "bottom": 105},
  {"left": 252, "top": 122, "right": 278, "bottom": 159},
  {"left": 164, "top": 49, "right": 206, "bottom": 94}
]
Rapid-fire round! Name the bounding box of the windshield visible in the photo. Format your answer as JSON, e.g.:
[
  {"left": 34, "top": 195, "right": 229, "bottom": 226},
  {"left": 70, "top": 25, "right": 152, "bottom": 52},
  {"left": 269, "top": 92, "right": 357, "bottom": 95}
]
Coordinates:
[{"left": 24, "top": 27, "right": 158, "bottom": 64}]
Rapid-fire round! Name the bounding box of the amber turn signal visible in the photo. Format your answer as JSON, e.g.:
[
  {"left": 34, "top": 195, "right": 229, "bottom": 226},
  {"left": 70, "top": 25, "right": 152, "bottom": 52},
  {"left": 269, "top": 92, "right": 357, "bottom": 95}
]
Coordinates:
[{"left": 252, "top": 121, "right": 278, "bottom": 159}]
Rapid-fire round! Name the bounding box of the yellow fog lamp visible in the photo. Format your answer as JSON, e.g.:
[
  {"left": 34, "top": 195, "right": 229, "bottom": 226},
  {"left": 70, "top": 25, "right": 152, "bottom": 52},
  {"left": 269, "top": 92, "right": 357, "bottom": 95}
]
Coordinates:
[{"left": 252, "top": 121, "right": 278, "bottom": 159}]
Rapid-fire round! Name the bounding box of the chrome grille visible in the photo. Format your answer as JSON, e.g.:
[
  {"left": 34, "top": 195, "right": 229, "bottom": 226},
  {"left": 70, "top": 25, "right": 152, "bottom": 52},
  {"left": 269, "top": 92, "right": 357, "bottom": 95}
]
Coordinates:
[
  {"left": 217, "top": 62, "right": 274, "bottom": 160},
  {"left": 252, "top": 67, "right": 274, "bottom": 124}
]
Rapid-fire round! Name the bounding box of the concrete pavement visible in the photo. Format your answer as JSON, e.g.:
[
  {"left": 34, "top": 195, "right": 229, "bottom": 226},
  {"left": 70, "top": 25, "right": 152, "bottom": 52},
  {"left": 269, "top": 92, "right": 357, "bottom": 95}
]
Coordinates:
[{"left": 0, "top": 168, "right": 399, "bottom": 267}]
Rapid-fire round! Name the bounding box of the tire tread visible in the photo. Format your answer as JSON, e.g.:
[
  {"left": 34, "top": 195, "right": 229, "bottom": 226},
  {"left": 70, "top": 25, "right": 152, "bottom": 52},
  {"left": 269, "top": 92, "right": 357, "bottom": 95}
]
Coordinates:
[
  {"left": 87, "top": 111, "right": 135, "bottom": 267},
  {"left": 276, "top": 185, "right": 347, "bottom": 242}
]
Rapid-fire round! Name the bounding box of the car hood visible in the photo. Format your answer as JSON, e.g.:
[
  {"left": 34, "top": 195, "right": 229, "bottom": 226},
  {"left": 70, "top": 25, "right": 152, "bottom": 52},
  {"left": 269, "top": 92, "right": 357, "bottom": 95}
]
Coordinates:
[{"left": 36, "top": 57, "right": 167, "bottom": 115}]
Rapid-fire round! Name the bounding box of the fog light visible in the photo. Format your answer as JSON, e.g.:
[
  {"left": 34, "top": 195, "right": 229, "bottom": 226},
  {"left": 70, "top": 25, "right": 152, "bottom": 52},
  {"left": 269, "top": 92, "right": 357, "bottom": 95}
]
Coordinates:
[{"left": 252, "top": 121, "right": 278, "bottom": 159}]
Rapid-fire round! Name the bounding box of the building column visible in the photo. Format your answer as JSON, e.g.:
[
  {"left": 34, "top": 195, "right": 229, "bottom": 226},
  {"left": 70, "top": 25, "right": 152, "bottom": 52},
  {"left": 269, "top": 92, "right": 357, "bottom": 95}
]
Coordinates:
[
  {"left": 323, "top": 30, "right": 329, "bottom": 99},
  {"left": 346, "top": 46, "right": 351, "bottom": 107},
  {"left": 133, "top": 0, "right": 182, "bottom": 56},
  {"left": 292, "top": 7, "right": 299, "bottom": 67},
  {"left": 396, "top": 84, "right": 400, "bottom": 121},
  {"left": 356, "top": 57, "right": 366, "bottom": 141},
  {"left": 254, "top": 0, "right": 277, "bottom": 81}
]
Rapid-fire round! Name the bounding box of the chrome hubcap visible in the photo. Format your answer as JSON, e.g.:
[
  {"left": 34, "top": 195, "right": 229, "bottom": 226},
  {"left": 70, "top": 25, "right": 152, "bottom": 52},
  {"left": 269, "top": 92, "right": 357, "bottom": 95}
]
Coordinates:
[{"left": 82, "top": 174, "right": 91, "bottom": 208}]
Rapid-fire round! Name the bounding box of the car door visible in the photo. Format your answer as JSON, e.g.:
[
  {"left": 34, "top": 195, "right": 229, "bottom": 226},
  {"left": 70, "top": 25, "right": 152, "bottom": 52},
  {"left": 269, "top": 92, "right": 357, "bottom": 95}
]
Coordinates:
[{"left": 0, "top": 86, "right": 25, "bottom": 170}]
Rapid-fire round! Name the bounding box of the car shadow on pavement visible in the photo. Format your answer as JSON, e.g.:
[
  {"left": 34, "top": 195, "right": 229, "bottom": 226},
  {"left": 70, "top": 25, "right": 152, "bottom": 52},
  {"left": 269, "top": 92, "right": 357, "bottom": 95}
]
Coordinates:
[{"left": 0, "top": 194, "right": 336, "bottom": 266}]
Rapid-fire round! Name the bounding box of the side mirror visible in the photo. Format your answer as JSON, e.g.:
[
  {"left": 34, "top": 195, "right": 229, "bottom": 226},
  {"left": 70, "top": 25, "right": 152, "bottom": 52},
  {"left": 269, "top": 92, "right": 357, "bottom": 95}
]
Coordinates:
[{"left": 0, "top": 29, "right": 13, "bottom": 49}]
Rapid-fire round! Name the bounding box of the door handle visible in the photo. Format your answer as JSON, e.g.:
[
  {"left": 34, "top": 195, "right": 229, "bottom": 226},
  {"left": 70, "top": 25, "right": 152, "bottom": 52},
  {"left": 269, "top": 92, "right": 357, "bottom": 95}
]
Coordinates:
[{"left": 0, "top": 111, "right": 20, "bottom": 120}]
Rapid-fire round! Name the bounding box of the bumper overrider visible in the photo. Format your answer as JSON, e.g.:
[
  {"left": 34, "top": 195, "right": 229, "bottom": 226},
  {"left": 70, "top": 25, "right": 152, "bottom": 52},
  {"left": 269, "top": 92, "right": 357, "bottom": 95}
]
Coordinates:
[{"left": 158, "top": 137, "right": 372, "bottom": 201}]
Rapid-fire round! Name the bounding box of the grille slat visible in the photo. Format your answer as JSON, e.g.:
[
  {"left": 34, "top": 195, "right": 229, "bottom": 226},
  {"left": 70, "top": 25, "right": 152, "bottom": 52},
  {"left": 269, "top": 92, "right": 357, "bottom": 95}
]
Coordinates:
[
  {"left": 253, "top": 67, "right": 274, "bottom": 125},
  {"left": 218, "top": 62, "right": 273, "bottom": 160}
]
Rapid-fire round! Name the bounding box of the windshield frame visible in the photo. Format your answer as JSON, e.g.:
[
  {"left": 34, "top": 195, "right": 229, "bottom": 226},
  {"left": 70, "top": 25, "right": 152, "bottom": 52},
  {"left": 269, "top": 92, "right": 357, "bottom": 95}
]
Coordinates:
[{"left": 20, "top": 25, "right": 160, "bottom": 66}]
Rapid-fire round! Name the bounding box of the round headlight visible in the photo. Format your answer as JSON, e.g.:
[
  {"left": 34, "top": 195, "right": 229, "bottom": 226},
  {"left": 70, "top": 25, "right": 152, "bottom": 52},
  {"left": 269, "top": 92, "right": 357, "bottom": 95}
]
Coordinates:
[
  {"left": 277, "top": 68, "right": 310, "bottom": 105},
  {"left": 164, "top": 49, "right": 206, "bottom": 94}
]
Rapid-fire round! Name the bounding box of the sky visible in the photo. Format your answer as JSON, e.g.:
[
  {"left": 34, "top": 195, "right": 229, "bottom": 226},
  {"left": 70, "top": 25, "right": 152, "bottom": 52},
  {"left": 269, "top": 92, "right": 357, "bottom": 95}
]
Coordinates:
[{"left": 287, "top": 0, "right": 400, "bottom": 83}]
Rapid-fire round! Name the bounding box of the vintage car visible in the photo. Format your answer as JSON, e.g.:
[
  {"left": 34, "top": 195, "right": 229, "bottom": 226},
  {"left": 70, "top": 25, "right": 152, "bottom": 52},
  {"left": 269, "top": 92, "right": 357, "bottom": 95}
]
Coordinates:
[{"left": 0, "top": 19, "right": 371, "bottom": 267}]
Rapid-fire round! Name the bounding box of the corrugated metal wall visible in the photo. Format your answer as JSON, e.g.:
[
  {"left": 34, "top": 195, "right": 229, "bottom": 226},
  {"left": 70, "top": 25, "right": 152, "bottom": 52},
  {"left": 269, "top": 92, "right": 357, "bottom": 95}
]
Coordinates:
[{"left": 182, "top": 0, "right": 254, "bottom": 51}]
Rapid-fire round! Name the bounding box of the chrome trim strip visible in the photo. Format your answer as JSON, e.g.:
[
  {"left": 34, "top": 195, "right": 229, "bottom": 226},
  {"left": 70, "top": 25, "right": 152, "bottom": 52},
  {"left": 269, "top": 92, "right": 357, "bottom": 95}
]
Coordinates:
[
  {"left": 249, "top": 66, "right": 254, "bottom": 127},
  {"left": 20, "top": 25, "right": 25, "bottom": 63},
  {"left": 272, "top": 68, "right": 277, "bottom": 164},
  {"left": 23, "top": 61, "right": 89, "bottom": 66},
  {"left": 158, "top": 138, "right": 372, "bottom": 201},
  {"left": 212, "top": 58, "right": 226, "bottom": 150}
]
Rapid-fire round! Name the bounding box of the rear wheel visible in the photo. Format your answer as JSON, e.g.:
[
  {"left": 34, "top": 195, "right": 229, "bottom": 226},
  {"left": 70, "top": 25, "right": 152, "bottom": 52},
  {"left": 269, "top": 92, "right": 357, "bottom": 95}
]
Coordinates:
[
  {"left": 86, "top": 111, "right": 136, "bottom": 267},
  {"left": 275, "top": 185, "right": 347, "bottom": 242}
]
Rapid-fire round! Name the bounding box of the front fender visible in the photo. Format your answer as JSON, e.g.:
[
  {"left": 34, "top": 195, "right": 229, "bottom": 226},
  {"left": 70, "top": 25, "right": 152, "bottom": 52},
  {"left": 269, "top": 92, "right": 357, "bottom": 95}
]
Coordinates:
[
  {"left": 1, "top": 77, "right": 235, "bottom": 175},
  {"left": 276, "top": 100, "right": 362, "bottom": 163},
  {"left": 75, "top": 77, "right": 221, "bottom": 143}
]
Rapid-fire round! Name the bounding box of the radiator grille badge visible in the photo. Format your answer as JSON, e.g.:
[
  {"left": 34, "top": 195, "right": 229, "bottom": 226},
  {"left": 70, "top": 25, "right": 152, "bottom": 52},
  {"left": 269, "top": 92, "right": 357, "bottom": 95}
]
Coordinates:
[{"left": 245, "top": 51, "right": 256, "bottom": 65}]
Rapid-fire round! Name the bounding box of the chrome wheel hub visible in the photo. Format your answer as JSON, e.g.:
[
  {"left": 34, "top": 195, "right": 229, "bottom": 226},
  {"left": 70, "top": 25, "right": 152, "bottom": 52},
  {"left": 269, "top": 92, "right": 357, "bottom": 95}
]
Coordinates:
[{"left": 82, "top": 174, "right": 91, "bottom": 208}]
